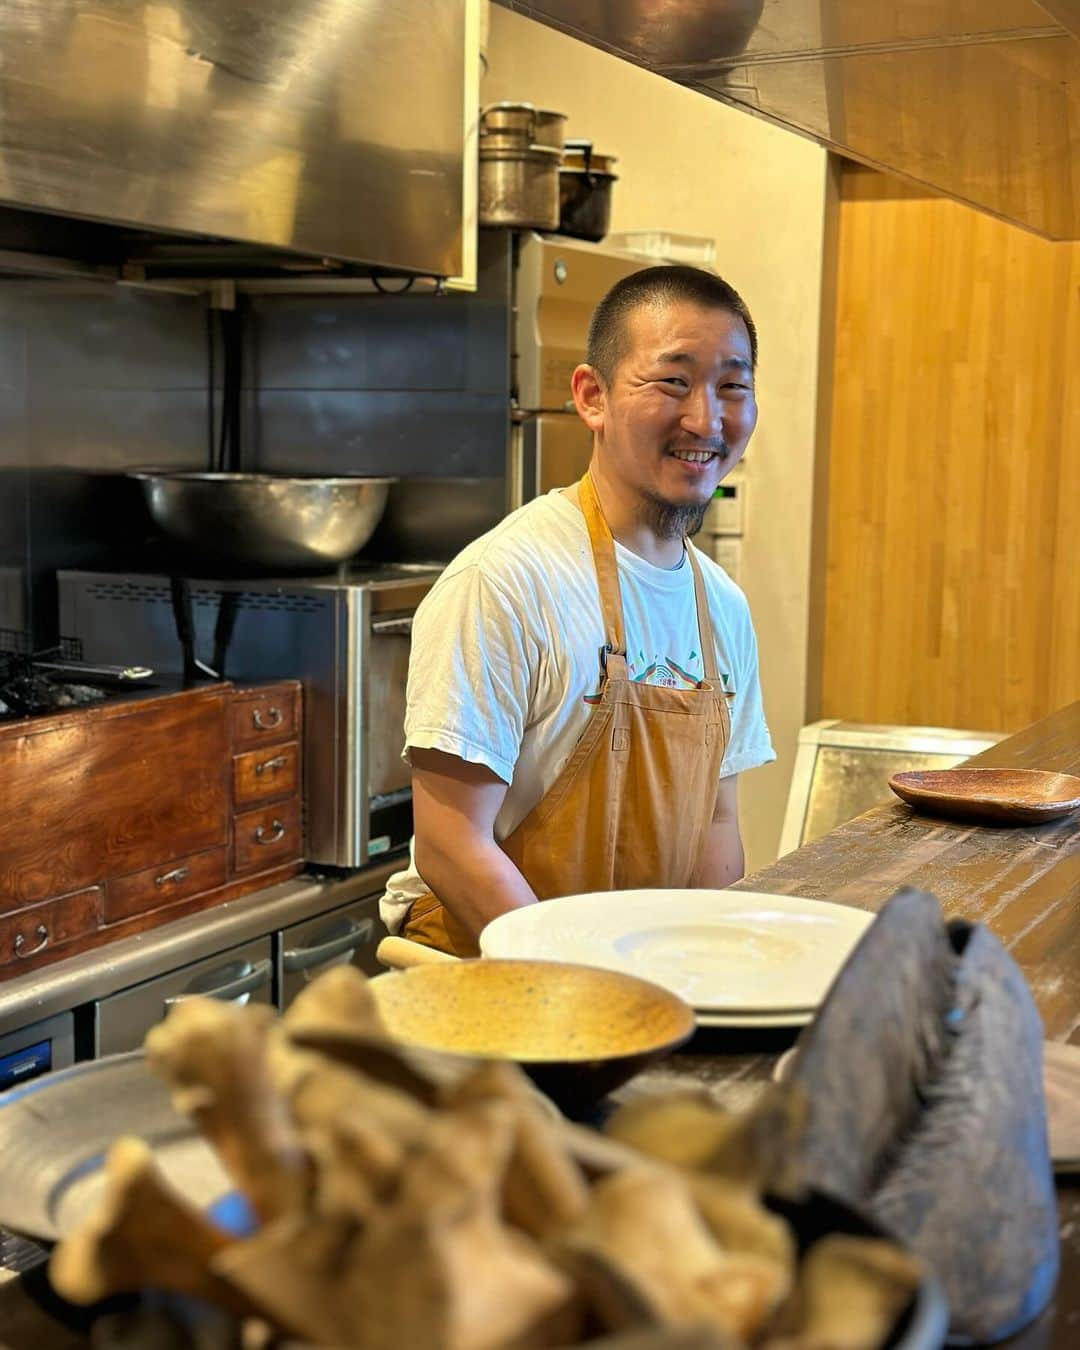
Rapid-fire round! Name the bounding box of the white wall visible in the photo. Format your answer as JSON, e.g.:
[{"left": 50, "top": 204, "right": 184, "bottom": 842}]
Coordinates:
[{"left": 484, "top": 7, "right": 828, "bottom": 872}]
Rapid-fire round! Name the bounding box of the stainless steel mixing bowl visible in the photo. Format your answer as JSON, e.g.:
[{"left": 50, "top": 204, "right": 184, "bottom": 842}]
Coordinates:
[{"left": 132, "top": 472, "right": 395, "bottom": 571}]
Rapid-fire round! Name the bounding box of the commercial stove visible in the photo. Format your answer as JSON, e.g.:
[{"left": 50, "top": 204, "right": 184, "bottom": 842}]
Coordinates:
[{"left": 0, "top": 630, "right": 141, "bottom": 724}]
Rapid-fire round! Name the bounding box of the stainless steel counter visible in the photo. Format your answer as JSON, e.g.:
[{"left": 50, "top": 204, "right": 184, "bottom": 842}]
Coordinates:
[{"left": 0, "top": 861, "right": 396, "bottom": 1039}]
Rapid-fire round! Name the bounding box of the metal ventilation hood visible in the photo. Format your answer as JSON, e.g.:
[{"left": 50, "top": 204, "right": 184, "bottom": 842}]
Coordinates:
[
  {"left": 497, "top": 1, "right": 1080, "bottom": 241},
  {"left": 0, "top": 0, "right": 477, "bottom": 283}
]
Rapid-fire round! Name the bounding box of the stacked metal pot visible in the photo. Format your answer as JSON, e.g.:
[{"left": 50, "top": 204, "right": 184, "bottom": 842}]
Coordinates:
[
  {"left": 558, "top": 138, "right": 619, "bottom": 243},
  {"left": 478, "top": 102, "right": 618, "bottom": 242}
]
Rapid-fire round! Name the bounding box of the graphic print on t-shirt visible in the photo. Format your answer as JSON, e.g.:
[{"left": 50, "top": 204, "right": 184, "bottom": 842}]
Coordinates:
[{"left": 585, "top": 650, "right": 734, "bottom": 702}]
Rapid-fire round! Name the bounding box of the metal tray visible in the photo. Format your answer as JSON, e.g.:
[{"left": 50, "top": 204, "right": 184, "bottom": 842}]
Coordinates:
[{"left": 0, "top": 1052, "right": 229, "bottom": 1243}]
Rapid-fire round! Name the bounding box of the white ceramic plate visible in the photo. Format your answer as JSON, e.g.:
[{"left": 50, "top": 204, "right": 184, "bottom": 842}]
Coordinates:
[
  {"left": 480, "top": 889, "right": 873, "bottom": 1014},
  {"left": 698, "top": 1009, "right": 814, "bottom": 1030}
]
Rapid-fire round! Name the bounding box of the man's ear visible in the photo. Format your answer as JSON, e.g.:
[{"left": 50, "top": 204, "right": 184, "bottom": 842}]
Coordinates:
[{"left": 570, "top": 363, "right": 606, "bottom": 433}]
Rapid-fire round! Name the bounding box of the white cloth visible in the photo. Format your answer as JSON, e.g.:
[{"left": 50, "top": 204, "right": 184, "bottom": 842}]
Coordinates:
[{"left": 380, "top": 489, "right": 775, "bottom": 931}]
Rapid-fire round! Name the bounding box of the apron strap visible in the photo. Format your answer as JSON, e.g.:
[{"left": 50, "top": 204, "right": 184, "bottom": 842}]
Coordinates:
[
  {"left": 578, "top": 472, "right": 626, "bottom": 660},
  {"left": 578, "top": 472, "right": 721, "bottom": 687},
  {"left": 686, "top": 546, "right": 721, "bottom": 684}
]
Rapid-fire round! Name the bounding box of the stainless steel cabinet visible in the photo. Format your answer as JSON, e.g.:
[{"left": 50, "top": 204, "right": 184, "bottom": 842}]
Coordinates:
[
  {"left": 94, "top": 936, "right": 274, "bottom": 1056},
  {"left": 278, "top": 895, "right": 386, "bottom": 1009}
]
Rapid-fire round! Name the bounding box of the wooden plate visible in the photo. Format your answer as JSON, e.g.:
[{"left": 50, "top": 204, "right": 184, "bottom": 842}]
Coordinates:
[{"left": 887, "top": 767, "right": 1080, "bottom": 824}]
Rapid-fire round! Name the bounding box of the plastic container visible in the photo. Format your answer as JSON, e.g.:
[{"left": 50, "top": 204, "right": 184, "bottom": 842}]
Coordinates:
[{"left": 607, "top": 230, "right": 716, "bottom": 267}]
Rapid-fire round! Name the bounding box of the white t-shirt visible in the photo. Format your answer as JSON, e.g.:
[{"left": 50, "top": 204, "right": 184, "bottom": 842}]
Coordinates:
[{"left": 380, "top": 489, "right": 775, "bottom": 931}]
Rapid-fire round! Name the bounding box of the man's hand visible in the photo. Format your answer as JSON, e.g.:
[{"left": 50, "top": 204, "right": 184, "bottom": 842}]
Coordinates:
[
  {"left": 693, "top": 774, "right": 745, "bottom": 888},
  {"left": 410, "top": 747, "right": 538, "bottom": 940}
]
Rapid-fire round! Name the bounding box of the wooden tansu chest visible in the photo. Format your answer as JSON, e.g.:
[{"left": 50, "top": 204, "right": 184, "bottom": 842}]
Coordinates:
[{"left": 0, "top": 680, "right": 303, "bottom": 978}]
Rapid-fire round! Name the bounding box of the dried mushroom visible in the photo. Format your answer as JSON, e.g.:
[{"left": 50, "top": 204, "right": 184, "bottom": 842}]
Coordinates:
[
  {"left": 48, "top": 971, "right": 922, "bottom": 1350},
  {"left": 445, "top": 1059, "right": 591, "bottom": 1238},
  {"left": 762, "top": 1234, "right": 922, "bottom": 1350},
  {"left": 212, "top": 1211, "right": 364, "bottom": 1346},
  {"left": 688, "top": 1175, "right": 796, "bottom": 1269},
  {"left": 144, "top": 998, "right": 312, "bottom": 1223},
  {"left": 341, "top": 1100, "right": 582, "bottom": 1350},
  {"left": 281, "top": 963, "right": 386, "bottom": 1040},
  {"left": 558, "top": 1166, "right": 790, "bottom": 1342},
  {"left": 605, "top": 1085, "right": 808, "bottom": 1195},
  {"left": 48, "top": 1137, "right": 245, "bottom": 1310}
]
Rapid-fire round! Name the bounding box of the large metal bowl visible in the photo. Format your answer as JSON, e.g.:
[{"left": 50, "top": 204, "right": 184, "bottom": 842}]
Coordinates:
[{"left": 132, "top": 472, "right": 395, "bottom": 571}]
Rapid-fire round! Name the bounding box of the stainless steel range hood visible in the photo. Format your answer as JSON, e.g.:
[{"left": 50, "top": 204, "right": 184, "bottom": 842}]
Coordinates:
[
  {"left": 497, "top": 1, "right": 1080, "bottom": 241},
  {"left": 0, "top": 0, "right": 478, "bottom": 282}
]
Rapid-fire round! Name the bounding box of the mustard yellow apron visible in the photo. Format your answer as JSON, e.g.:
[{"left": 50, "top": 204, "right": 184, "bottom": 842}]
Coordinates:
[{"left": 403, "top": 472, "right": 731, "bottom": 956}]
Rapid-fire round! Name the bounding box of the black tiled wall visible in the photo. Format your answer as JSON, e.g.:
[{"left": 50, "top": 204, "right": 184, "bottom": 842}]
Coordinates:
[{"left": 0, "top": 232, "right": 513, "bottom": 645}]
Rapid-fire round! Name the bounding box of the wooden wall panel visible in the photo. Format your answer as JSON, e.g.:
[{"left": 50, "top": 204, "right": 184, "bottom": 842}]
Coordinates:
[{"left": 818, "top": 164, "right": 1080, "bottom": 733}]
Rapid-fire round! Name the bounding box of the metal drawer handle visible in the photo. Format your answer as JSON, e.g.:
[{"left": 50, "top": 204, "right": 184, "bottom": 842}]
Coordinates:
[
  {"left": 155, "top": 866, "right": 190, "bottom": 888},
  {"left": 254, "top": 755, "right": 288, "bottom": 776},
  {"left": 165, "top": 958, "right": 273, "bottom": 1009},
  {"left": 372, "top": 616, "right": 413, "bottom": 636},
  {"left": 282, "top": 919, "right": 374, "bottom": 973},
  {"left": 252, "top": 706, "right": 283, "bottom": 730},
  {"left": 255, "top": 819, "right": 286, "bottom": 845},
  {"left": 14, "top": 924, "right": 48, "bottom": 959}
]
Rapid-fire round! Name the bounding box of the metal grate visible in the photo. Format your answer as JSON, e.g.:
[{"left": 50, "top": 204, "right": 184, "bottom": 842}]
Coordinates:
[
  {"left": 0, "top": 629, "right": 82, "bottom": 660},
  {"left": 0, "top": 1227, "right": 48, "bottom": 1275},
  {"left": 196, "top": 593, "right": 324, "bottom": 613},
  {"left": 84, "top": 581, "right": 172, "bottom": 603},
  {"left": 83, "top": 582, "right": 323, "bottom": 613}
]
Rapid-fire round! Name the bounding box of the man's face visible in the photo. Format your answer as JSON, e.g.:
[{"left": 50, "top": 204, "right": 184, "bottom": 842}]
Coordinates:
[{"left": 585, "top": 300, "right": 758, "bottom": 514}]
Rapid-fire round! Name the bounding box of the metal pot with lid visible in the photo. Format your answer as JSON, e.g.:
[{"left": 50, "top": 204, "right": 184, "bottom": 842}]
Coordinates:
[
  {"left": 479, "top": 101, "right": 566, "bottom": 152},
  {"left": 557, "top": 139, "right": 619, "bottom": 243},
  {"left": 478, "top": 101, "right": 566, "bottom": 229}
]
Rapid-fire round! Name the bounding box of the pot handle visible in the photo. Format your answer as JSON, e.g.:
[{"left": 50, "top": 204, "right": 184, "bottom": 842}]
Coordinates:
[
  {"left": 376, "top": 936, "right": 460, "bottom": 969},
  {"left": 564, "top": 138, "right": 595, "bottom": 175},
  {"left": 480, "top": 102, "right": 537, "bottom": 142}
]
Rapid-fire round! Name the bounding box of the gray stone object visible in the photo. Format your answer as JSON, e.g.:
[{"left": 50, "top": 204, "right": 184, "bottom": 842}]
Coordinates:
[{"left": 789, "top": 887, "right": 1059, "bottom": 1344}]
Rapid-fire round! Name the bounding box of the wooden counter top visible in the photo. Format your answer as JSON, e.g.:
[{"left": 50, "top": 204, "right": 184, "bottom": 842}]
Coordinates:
[{"left": 733, "top": 699, "right": 1080, "bottom": 1040}]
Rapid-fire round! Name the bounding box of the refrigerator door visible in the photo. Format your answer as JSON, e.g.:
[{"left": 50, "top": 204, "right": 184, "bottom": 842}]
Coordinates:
[
  {"left": 94, "top": 937, "right": 274, "bottom": 1055},
  {"left": 514, "top": 413, "right": 594, "bottom": 506},
  {"left": 279, "top": 895, "right": 387, "bottom": 1008},
  {"left": 0, "top": 1013, "right": 75, "bottom": 1092},
  {"left": 514, "top": 231, "right": 656, "bottom": 411}
]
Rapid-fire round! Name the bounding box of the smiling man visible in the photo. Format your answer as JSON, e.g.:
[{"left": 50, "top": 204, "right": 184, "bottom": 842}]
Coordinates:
[{"left": 380, "top": 265, "right": 776, "bottom": 955}]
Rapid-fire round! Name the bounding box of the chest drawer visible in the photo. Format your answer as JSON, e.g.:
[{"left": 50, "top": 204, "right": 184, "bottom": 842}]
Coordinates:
[
  {"left": 0, "top": 887, "right": 102, "bottom": 971},
  {"left": 104, "top": 847, "right": 229, "bottom": 924},
  {"left": 230, "top": 685, "right": 300, "bottom": 750},
  {"left": 233, "top": 741, "right": 300, "bottom": 807},
  {"left": 233, "top": 799, "right": 302, "bottom": 875}
]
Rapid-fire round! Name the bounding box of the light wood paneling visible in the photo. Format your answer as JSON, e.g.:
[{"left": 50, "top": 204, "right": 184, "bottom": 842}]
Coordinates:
[{"left": 819, "top": 163, "right": 1080, "bottom": 732}]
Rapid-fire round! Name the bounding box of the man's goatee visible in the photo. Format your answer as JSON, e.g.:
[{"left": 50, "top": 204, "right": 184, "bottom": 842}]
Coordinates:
[{"left": 642, "top": 494, "right": 709, "bottom": 541}]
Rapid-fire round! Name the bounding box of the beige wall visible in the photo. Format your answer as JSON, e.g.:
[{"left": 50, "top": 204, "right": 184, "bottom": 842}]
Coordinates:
[{"left": 484, "top": 7, "right": 829, "bottom": 872}]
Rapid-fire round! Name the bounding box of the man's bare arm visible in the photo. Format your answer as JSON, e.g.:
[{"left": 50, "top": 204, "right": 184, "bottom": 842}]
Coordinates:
[
  {"left": 693, "top": 774, "right": 745, "bottom": 888},
  {"left": 410, "top": 746, "right": 538, "bottom": 940}
]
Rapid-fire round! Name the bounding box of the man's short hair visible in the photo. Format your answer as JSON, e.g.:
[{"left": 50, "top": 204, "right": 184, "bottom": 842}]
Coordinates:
[{"left": 585, "top": 264, "right": 758, "bottom": 384}]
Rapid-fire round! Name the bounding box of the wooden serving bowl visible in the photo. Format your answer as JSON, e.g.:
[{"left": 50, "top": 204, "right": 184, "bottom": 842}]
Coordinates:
[{"left": 888, "top": 767, "right": 1080, "bottom": 825}]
